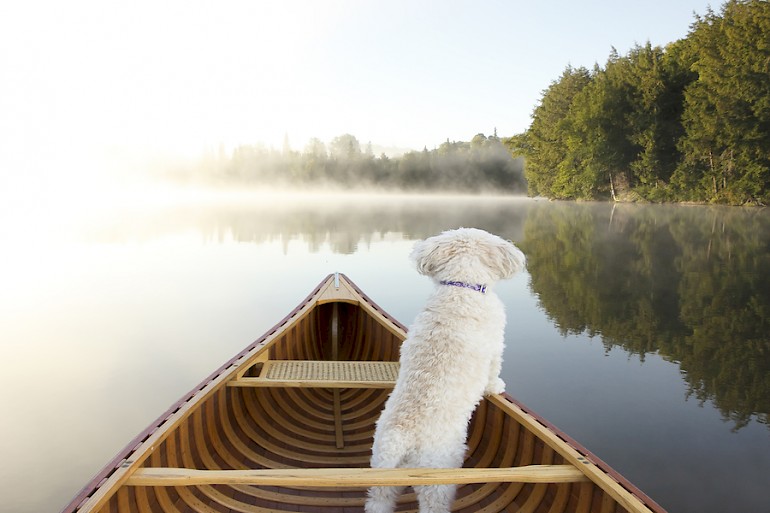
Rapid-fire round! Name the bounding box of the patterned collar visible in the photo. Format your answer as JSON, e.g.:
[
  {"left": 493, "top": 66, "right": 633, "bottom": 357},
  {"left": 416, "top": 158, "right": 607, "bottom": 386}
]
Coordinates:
[{"left": 439, "top": 280, "right": 487, "bottom": 293}]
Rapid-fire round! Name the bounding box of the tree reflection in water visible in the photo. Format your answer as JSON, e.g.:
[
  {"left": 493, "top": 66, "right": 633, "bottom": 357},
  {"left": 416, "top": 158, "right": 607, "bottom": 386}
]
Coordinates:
[{"left": 521, "top": 202, "right": 770, "bottom": 430}]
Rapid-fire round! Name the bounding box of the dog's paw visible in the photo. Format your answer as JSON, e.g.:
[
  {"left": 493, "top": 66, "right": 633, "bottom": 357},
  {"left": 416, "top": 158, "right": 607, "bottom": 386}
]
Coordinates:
[{"left": 485, "top": 377, "right": 506, "bottom": 395}]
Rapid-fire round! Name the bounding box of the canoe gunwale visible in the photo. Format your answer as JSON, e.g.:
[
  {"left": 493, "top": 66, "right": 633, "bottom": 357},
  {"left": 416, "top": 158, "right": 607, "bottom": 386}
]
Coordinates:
[
  {"left": 59, "top": 273, "right": 668, "bottom": 513},
  {"left": 339, "top": 272, "right": 408, "bottom": 334},
  {"left": 497, "top": 393, "right": 668, "bottom": 513},
  {"left": 59, "top": 274, "right": 337, "bottom": 513}
]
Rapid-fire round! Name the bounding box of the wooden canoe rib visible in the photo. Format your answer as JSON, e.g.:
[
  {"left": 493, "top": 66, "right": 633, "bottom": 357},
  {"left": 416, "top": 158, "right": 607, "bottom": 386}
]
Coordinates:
[{"left": 61, "top": 273, "right": 668, "bottom": 513}]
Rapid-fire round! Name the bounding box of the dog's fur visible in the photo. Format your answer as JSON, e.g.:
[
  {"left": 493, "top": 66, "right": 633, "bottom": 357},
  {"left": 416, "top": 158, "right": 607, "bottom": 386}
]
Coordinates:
[{"left": 365, "top": 228, "right": 526, "bottom": 513}]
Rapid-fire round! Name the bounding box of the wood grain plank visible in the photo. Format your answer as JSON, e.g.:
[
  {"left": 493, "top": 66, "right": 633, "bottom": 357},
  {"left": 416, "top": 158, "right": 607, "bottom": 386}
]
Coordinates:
[{"left": 127, "top": 466, "right": 589, "bottom": 487}]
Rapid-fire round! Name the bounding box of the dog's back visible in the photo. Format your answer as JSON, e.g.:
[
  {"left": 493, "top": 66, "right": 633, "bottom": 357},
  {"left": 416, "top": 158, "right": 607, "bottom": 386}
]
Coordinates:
[{"left": 387, "top": 286, "right": 506, "bottom": 432}]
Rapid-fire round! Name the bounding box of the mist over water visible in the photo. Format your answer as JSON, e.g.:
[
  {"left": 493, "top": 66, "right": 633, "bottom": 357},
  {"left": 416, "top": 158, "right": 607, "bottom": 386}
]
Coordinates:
[{"left": 163, "top": 132, "right": 527, "bottom": 195}]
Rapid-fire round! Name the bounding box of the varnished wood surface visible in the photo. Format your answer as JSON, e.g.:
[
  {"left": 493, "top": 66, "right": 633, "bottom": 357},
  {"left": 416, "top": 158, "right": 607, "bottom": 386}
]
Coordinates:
[
  {"left": 127, "top": 465, "right": 589, "bottom": 487},
  {"left": 61, "top": 274, "right": 667, "bottom": 513}
]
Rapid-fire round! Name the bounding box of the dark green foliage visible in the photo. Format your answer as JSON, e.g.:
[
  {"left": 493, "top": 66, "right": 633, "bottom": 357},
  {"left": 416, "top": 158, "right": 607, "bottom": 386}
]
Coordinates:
[
  {"left": 509, "top": 66, "right": 592, "bottom": 198},
  {"left": 675, "top": 0, "right": 770, "bottom": 204},
  {"left": 516, "top": 0, "right": 770, "bottom": 205}
]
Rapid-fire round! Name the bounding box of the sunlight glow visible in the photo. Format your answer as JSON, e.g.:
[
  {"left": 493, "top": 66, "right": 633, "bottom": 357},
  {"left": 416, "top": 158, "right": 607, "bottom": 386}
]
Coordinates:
[{"left": 0, "top": 1, "right": 352, "bottom": 196}]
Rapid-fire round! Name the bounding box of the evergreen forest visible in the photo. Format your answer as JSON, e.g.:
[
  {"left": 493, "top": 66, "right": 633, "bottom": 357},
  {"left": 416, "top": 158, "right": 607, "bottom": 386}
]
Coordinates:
[{"left": 508, "top": 0, "right": 770, "bottom": 205}]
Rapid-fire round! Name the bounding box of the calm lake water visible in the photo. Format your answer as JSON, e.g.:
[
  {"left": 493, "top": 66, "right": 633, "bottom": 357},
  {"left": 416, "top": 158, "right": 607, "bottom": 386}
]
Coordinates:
[{"left": 1, "top": 192, "right": 768, "bottom": 513}]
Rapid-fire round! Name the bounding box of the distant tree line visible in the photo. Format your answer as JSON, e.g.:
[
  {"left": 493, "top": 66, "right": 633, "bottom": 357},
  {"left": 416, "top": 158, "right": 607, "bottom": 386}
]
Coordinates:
[
  {"left": 188, "top": 132, "right": 526, "bottom": 193},
  {"left": 508, "top": 0, "right": 770, "bottom": 205}
]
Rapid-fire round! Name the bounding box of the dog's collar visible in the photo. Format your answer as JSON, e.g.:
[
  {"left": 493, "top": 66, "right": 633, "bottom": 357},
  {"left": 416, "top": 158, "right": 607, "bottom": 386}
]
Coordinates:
[{"left": 439, "top": 280, "right": 487, "bottom": 294}]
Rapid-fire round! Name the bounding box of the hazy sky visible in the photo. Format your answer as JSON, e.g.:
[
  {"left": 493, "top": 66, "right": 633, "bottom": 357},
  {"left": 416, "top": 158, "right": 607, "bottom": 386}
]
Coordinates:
[{"left": 1, "top": 0, "right": 716, "bottom": 172}]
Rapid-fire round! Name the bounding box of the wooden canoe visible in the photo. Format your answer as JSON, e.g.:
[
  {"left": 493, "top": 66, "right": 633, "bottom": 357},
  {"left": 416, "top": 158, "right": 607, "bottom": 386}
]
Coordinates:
[{"left": 61, "top": 273, "right": 668, "bottom": 513}]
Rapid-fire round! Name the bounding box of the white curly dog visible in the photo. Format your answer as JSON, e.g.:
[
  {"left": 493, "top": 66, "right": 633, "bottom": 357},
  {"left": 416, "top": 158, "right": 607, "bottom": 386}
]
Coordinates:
[{"left": 365, "top": 227, "right": 526, "bottom": 513}]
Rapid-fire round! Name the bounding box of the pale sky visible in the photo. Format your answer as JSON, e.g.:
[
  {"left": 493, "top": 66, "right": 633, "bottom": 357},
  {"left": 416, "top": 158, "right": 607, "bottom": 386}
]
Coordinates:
[{"left": 1, "top": 0, "right": 716, "bottom": 181}]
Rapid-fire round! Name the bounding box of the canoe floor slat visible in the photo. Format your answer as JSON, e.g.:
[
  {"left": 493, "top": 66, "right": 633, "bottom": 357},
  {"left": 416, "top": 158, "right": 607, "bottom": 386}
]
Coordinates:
[{"left": 126, "top": 466, "right": 589, "bottom": 487}]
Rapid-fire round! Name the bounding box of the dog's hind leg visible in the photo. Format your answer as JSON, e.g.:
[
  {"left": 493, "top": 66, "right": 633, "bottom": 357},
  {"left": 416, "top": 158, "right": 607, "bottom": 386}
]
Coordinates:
[
  {"left": 413, "top": 443, "right": 466, "bottom": 513},
  {"left": 365, "top": 485, "right": 405, "bottom": 513},
  {"left": 366, "top": 430, "right": 408, "bottom": 513},
  {"left": 414, "top": 484, "right": 456, "bottom": 513},
  {"left": 365, "top": 457, "right": 405, "bottom": 513}
]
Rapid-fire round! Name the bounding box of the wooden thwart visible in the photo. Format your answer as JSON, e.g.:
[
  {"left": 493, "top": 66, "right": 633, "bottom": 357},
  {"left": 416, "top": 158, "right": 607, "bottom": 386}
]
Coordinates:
[
  {"left": 228, "top": 360, "right": 400, "bottom": 388},
  {"left": 126, "top": 465, "right": 588, "bottom": 487}
]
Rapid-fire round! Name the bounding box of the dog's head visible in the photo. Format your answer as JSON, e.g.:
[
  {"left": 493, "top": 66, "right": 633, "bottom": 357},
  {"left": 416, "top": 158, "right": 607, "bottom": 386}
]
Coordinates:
[{"left": 410, "top": 227, "right": 526, "bottom": 284}]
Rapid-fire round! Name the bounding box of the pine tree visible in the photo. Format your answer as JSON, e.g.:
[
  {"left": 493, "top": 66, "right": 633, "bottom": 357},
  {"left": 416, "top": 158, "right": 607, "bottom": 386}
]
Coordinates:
[
  {"left": 520, "top": 66, "right": 592, "bottom": 197},
  {"left": 676, "top": 0, "right": 770, "bottom": 204}
]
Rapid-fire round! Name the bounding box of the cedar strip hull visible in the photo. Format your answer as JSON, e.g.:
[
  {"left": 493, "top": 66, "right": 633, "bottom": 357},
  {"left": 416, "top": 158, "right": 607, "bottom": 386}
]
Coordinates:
[{"left": 61, "top": 274, "right": 667, "bottom": 513}]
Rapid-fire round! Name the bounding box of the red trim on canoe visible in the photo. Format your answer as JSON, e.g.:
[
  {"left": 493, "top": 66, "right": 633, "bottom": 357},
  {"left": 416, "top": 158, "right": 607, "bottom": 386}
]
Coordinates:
[
  {"left": 59, "top": 274, "right": 334, "bottom": 513},
  {"left": 340, "top": 273, "right": 409, "bottom": 333}
]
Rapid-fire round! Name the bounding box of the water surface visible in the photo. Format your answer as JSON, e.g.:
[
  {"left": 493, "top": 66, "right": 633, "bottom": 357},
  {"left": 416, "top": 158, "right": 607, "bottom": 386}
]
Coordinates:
[{"left": 1, "top": 193, "right": 768, "bottom": 513}]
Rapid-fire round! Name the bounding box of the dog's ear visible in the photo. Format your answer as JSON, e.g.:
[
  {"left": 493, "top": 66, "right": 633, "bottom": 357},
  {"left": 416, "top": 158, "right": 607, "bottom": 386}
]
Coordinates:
[
  {"left": 482, "top": 240, "right": 526, "bottom": 279},
  {"left": 410, "top": 237, "right": 446, "bottom": 276}
]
